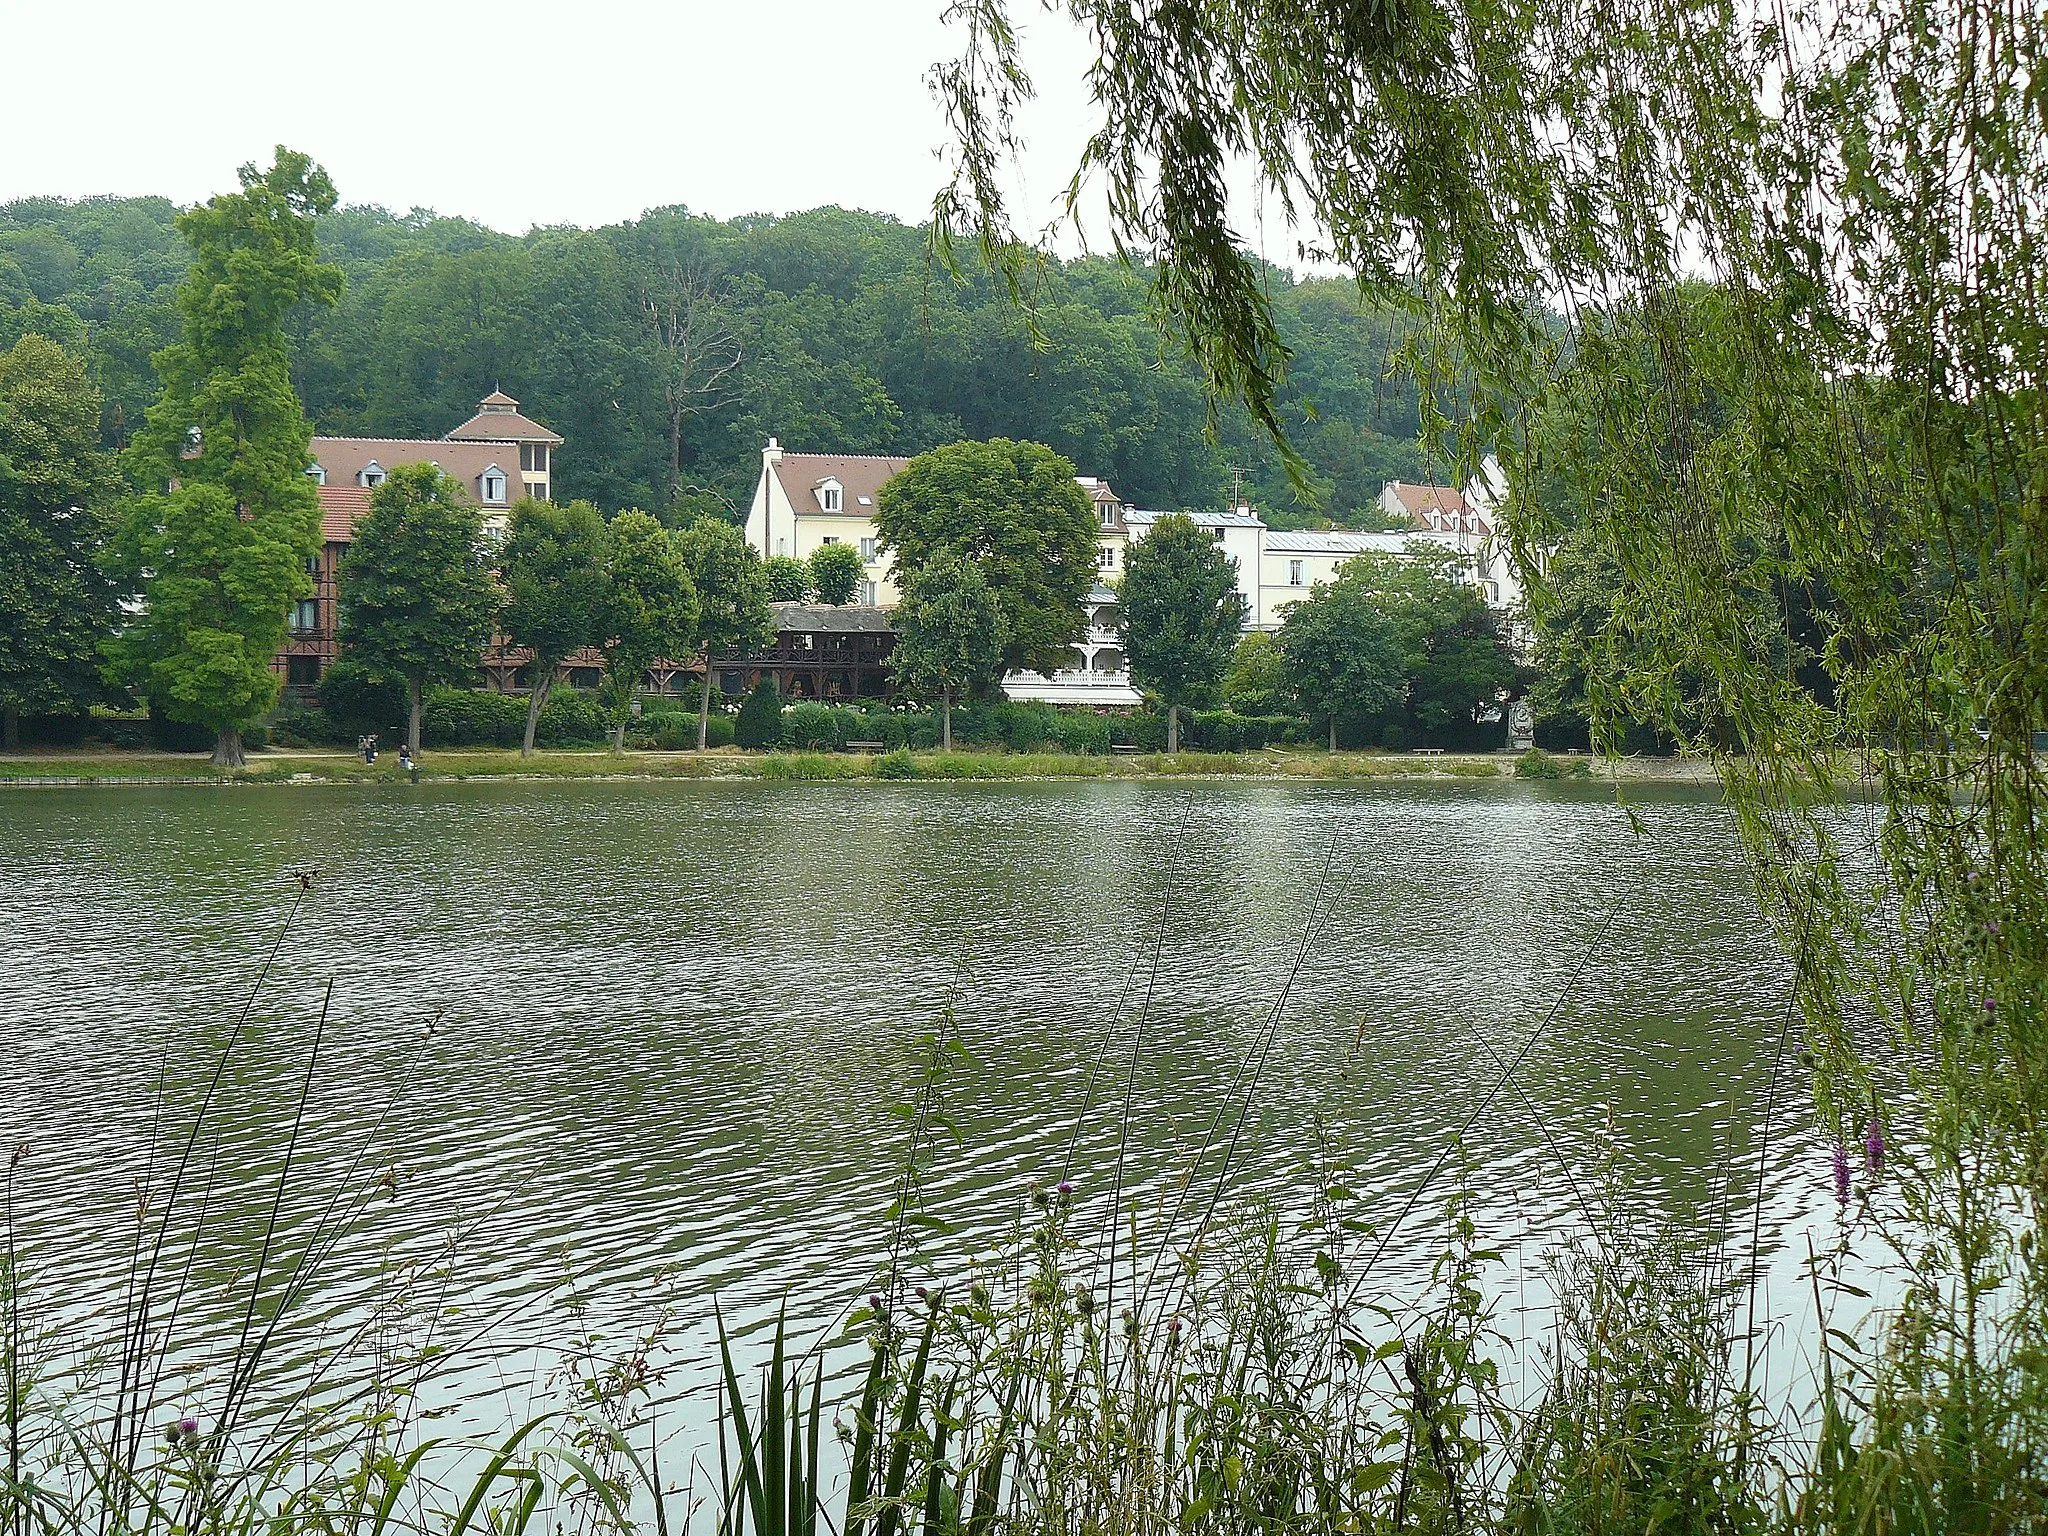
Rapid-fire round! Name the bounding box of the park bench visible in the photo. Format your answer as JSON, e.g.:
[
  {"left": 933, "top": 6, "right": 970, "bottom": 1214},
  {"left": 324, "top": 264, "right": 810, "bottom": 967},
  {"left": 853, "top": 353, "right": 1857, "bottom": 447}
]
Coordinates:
[
  {"left": 846, "top": 740, "right": 886, "bottom": 753},
  {"left": 1413, "top": 747, "right": 1446, "bottom": 755},
  {"left": 1110, "top": 743, "right": 1142, "bottom": 754}
]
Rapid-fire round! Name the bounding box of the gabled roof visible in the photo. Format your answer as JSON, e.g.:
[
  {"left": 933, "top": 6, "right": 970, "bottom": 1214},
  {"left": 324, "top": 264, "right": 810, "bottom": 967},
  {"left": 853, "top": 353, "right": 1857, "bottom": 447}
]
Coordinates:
[
  {"left": 1383, "top": 480, "right": 1491, "bottom": 538},
  {"left": 309, "top": 437, "right": 519, "bottom": 515},
  {"left": 769, "top": 452, "right": 910, "bottom": 516}
]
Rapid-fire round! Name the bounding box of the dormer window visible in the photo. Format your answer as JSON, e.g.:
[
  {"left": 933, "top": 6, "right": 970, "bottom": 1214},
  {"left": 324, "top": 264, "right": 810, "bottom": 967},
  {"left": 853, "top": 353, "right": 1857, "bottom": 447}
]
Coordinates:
[
  {"left": 818, "top": 478, "right": 843, "bottom": 512},
  {"left": 481, "top": 465, "right": 507, "bottom": 504},
  {"left": 1099, "top": 503, "right": 1119, "bottom": 528},
  {"left": 358, "top": 461, "right": 385, "bottom": 489},
  {"left": 307, "top": 462, "right": 326, "bottom": 486}
]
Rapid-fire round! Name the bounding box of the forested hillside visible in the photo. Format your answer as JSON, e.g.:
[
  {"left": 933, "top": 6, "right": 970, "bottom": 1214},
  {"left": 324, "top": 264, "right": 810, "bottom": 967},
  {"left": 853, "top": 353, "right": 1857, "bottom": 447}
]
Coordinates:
[{"left": 0, "top": 195, "right": 1436, "bottom": 526}]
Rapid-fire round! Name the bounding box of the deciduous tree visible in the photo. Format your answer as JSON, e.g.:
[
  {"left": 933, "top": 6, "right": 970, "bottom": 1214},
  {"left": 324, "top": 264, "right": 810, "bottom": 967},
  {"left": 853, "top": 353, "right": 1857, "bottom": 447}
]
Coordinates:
[
  {"left": 1278, "top": 570, "right": 1402, "bottom": 751},
  {"left": 808, "top": 541, "right": 865, "bottom": 605},
  {"left": 889, "top": 548, "right": 1008, "bottom": 750},
  {"left": 674, "top": 514, "right": 771, "bottom": 748},
  {"left": 0, "top": 335, "right": 118, "bottom": 747},
  {"left": 763, "top": 554, "right": 813, "bottom": 602},
  {"left": 109, "top": 148, "right": 342, "bottom": 767},
  {"left": 1118, "top": 512, "right": 1245, "bottom": 751},
  {"left": 875, "top": 438, "right": 1096, "bottom": 675},
  {"left": 598, "top": 510, "right": 698, "bottom": 751},
  {"left": 335, "top": 463, "right": 502, "bottom": 757},
  {"left": 501, "top": 497, "right": 610, "bottom": 756}
]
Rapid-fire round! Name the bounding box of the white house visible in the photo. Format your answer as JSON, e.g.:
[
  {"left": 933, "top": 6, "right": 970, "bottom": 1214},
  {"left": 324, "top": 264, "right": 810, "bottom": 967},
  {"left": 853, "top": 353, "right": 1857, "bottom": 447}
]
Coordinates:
[{"left": 745, "top": 441, "right": 906, "bottom": 605}]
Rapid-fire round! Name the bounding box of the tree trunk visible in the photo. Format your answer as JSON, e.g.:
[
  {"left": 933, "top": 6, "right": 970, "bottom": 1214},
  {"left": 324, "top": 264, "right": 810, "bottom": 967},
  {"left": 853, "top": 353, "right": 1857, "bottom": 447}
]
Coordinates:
[
  {"left": 1167, "top": 702, "right": 1180, "bottom": 754},
  {"left": 1330, "top": 718, "right": 1338, "bottom": 752},
  {"left": 522, "top": 674, "right": 551, "bottom": 758},
  {"left": 406, "top": 680, "right": 423, "bottom": 757},
  {"left": 697, "top": 652, "right": 714, "bottom": 750},
  {"left": 1, "top": 707, "right": 17, "bottom": 751},
  {"left": 942, "top": 691, "right": 953, "bottom": 752},
  {"left": 211, "top": 728, "right": 246, "bottom": 769}
]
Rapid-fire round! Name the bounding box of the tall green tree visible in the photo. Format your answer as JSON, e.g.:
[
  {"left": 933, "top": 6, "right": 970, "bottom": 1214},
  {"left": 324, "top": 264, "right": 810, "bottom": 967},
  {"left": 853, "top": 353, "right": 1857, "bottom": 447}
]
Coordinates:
[
  {"left": 888, "top": 549, "right": 1008, "bottom": 750},
  {"left": 1278, "top": 569, "right": 1402, "bottom": 750},
  {"left": 1117, "top": 513, "right": 1246, "bottom": 751},
  {"left": 1220, "top": 631, "right": 1286, "bottom": 715},
  {"left": 675, "top": 514, "right": 772, "bottom": 749},
  {"left": 335, "top": 463, "right": 502, "bottom": 756},
  {"left": 874, "top": 438, "right": 1097, "bottom": 675},
  {"left": 502, "top": 497, "right": 610, "bottom": 757},
  {"left": 0, "top": 335, "right": 118, "bottom": 747},
  {"left": 808, "top": 541, "right": 865, "bottom": 605},
  {"left": 597, "top": 511, "right": 698, "bottom": 751},
  {"left": 108, "top": 149, "right": 342, "bottom": 766},
  {"left": 1342, "top": 548, "right": 1516, "bottom": 740}
]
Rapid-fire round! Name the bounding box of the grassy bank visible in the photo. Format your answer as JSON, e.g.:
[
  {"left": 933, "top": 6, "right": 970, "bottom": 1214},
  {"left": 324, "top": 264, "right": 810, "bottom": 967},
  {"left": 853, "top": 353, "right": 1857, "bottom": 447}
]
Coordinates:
[{"left": 0, "top": 744, "right": 1724, "bottom": 786}]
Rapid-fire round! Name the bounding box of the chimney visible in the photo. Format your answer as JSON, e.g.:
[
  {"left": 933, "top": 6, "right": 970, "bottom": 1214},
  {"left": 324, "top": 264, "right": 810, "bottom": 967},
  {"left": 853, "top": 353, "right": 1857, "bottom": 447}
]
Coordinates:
[{"left": 764, "top": 437, "right": 783, "bottom": 464}]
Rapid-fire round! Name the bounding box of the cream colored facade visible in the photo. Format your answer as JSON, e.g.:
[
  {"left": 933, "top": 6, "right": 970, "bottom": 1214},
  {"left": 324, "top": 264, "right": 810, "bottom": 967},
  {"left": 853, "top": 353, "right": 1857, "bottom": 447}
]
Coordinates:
[
  {"left": 745, "top": 442, "right": 907, "bottom": 605},
  {"left": 1256, "top": 529, "right": 1425, "bottom": 628}
]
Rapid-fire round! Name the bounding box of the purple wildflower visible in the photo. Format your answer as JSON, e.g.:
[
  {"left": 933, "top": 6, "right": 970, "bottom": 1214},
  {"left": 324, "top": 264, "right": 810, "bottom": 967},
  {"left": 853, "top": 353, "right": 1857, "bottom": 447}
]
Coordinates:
[
  {"left": 178, "top": 1418, "right": 198, "bottom": 1436},
  {"left": 1864, "top": 1116, "right": 1885, "bottom": 1175},
  {"left": 914, "top": 1285, "right": 928, "bottom": 1301},
  {"left": 1832, "top": 1142, "right": 1852, "bottom": 1203},
  {"left": 1056, "top": 1180, "right": 1074, "bottom": 1196},
  {"left": 1985, "top": 997, "right": 1998, "bottom": 1016},
  {"left": 1985, "top": 920, "right": 2001, "bottom": 938}
]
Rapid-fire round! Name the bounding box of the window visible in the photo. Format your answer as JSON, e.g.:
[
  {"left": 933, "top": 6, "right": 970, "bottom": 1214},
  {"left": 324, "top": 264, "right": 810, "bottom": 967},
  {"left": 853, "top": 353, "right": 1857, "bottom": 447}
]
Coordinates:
[
  {"left": 775, "top": 537, "right": 787, "bottom": 556},
  {"left": 290, "top": 598, "right": 319, "bottom": 633},
  {"left": 1209, "top": 527, "right": 1226, "bottom": 542},
  {"left": 1288, "top": 559, "right": 1304, "bottom": 586},
  {"left": 285, "top": 655, "right": 321, "bottom": 687},
  {"left": 481, "top": 466, "right": 507, "bottom": 504},
  {"left": 358, "top": 461, "right": 385, "bottom": 488},
  {"left": 859, "top": 537, "right": 877, "bottom": 561},
  {"left": 820, "top": 481, "right": 842, "bottom": 512},
  {"left": 520, "top": 444, "right": 549, "bottom": 473},
  {"left": 1098, "top": 545, "right": 1117, "bottom": 569},
  {"left": 822, "top": 535, "right": 840, "bottom": 545},
  {"left": 862, "top": 579, "right": 878, "bottom": 605},
  {"left": 306, "top": 554, "right": 322, "bottom": 576},
  {"left": 307, "top": 462, "right": 326, "bottom": 485},
  {"left": 1099, "top": 503, "right": 1118, "bottom": 528}
]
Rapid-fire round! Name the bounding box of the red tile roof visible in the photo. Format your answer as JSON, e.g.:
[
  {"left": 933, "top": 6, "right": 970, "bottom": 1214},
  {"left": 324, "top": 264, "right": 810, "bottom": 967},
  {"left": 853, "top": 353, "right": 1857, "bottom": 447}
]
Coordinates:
[
  {"left": 319, "top": 485, "right": 372, "bottom": 543},
  {"left": 446, "top": 408, "right": 562, "bottom": 444}
]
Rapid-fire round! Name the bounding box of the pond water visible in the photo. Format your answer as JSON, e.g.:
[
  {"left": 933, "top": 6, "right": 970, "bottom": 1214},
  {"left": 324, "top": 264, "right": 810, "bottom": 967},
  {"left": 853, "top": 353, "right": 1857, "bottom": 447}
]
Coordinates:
[{"left": 0, "top": 777, "right": 1833, "bottom": 1438}]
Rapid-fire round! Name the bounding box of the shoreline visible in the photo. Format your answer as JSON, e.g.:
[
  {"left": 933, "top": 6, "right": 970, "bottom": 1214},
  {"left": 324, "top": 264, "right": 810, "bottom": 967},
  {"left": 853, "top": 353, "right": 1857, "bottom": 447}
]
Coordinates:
[{"left": 0, "top": 745, "right": 1724, "bottom": 788}]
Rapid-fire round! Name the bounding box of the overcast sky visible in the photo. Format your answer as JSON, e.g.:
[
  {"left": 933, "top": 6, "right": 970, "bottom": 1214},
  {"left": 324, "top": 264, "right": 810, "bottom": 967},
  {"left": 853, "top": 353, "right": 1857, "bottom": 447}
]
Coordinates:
[{"left": 4, "top": 0, "right": 1303, "bottom": 265}]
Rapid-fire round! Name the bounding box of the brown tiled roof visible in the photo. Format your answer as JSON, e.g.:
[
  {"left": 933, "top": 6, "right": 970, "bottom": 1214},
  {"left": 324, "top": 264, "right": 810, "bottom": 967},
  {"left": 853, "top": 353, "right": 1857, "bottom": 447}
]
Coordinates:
[
  {"left": 769, "top": 451, "right": 910, "bottom": 516},
  {"left": 310, "top": 437, "right": 519, "bottom": 511},
  {"left": 446, "top": 408, "right": 562, "bottom": 444},
  {"left": 1384, "top": 481, "right": 1491, "bottom": 538},
  {"left": 318, "top": 485, "right": 372, "bottom": 543},
  {"left": 479, "top": 391, "right": 519, "bottom": 407}
]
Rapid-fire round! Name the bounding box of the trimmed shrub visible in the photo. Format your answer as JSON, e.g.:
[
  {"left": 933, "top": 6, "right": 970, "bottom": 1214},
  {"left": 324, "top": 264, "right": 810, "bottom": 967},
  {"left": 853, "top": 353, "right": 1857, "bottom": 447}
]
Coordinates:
[
  {"left": 1514, "top": 746, "right": 1563, "bottom": 779},
  {"left": 638, "top": 712, "right": 735, "bottom": 749},
  {"left": 782, "top": 701, "right": 840, "bottom": 750},
  {"left": 1054, "top": 713, "right": 1112, "bottom": 755},
  {"left": 1186, "top": 711, "right": 1303, "bottom": 752},
  {"left": 317, "top": 659, "right": 407, "bottom": 739},
  {"left": 734, "top": 679, "right": 783, "bottom": 749},
  {"left": 535, "top": 688, "right": 608, "bottom": 747},
  {"left": 875, "top": 748, "right": 919, "bottom": 778},
  {"left": 422, "top": 688, "right": 527, "bottom": 748},
  {"left": 146, "top": 705, "right": 215, "bottom": 752}
]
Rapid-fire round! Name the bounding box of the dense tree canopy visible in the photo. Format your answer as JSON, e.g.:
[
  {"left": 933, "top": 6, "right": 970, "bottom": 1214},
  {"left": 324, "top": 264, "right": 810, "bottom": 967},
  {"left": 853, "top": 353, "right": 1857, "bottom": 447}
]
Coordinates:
[
  {"left": 501, "top": 497, "right": 611, "bottom": 756},
  {"left": 0, "top": 335, "right": 119, "bottom": 745},
  {"left": 875, "top": 438, "right": 1098, "bottom": 676},
  {"left": 107, "top": 148, "right": 340, "bottom": 766},
  {"left": 888, "top": 549, "right": 1008, "bottom": 750},
  {"left": 335, "top": 462, "right": 502, "bottom": 756},
  {"left": 1117, "top": 513, "right": 1246, "bottom": 750},
  {"left": 0, "top": 199, "right": 1439, "bottom": 527}
]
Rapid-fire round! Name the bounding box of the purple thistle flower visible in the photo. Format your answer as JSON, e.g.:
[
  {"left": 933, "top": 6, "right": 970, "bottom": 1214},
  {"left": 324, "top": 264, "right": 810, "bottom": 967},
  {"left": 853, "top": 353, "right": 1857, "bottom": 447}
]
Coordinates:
[
  {"left": 1056, "top": 1180, "right": 1074, "bottom": 1196},
  {"left": 1864, "top": 1116, "right": 1885, "bottom": 1175},
  {"left": 1832, "top": 1142, "right": 1852, "bottom": 1203},
  {"left": 178, "top": 1418, "right": 199, "bottom": 1435},
  {"left": 1985, "top": 920, "right": 2001, "bottom": 937},
  {"left": 1985, "top": 996, "right": 1998, "bottom": 1016}
]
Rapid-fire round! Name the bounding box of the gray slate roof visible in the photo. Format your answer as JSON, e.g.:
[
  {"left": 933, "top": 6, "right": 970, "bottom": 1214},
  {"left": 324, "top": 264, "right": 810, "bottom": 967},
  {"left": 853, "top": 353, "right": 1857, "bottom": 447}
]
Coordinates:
[{"left": 770, "top": 602, "right": 896, "bottom": 634}]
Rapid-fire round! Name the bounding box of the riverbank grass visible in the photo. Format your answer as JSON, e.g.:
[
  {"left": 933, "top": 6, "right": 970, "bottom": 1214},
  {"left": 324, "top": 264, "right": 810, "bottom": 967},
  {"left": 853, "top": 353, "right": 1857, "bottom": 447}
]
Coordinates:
[{"left": 0, "top": 744, "right": 1559, "bottom": 784}]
